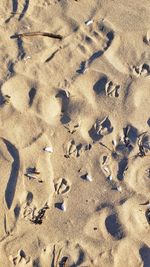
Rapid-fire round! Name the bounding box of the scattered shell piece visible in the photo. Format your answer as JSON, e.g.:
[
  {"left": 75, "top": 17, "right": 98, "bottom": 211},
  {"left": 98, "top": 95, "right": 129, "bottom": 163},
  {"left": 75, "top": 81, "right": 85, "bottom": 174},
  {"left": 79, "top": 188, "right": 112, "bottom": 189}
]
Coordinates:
[
  {"left": 61, "top": 202, "right": 66, "bottom": 211},
  {"left": 26, "top": 167, "right": 40, "bottom": 175},
  {"left": 65, "top": 90, "right": 70, "bottom": 98},
  {"left": 24, "top": 56, "right": 31, "bottom": 61},
  {"left": 117, "top": 185, "right": 122, "bottom": 192},
  {"left": 81, "top": 173, "right": 92, "bottom": 182},
  {"left": 43, "top": 146, "right": 53, "bottom": 153},
  {"left": 108, "top": 175, "right": 113, "bottom": 181},
  {"left": 112, "top": 139, "right": 117, "bottom": 147},
  {"left": 85, "top": 19, "right": 93, "bottom": 26},
  {"left": 86, "top": 174, "right": 92, "bottom": 182}
]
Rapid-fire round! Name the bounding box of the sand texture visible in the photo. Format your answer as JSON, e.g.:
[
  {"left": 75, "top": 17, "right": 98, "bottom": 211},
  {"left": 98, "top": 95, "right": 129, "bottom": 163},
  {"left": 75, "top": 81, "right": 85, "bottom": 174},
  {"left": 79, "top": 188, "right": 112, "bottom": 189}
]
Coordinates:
[{"left": 1, "top": 0, "right": 150, "bottom": 266}]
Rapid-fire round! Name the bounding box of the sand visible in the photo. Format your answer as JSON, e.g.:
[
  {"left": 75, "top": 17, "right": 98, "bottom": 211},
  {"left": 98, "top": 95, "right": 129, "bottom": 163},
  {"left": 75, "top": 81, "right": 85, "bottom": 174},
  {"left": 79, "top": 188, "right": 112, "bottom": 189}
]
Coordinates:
[{"left": 0, "top": 0, "right": 150, "bottom": 266}]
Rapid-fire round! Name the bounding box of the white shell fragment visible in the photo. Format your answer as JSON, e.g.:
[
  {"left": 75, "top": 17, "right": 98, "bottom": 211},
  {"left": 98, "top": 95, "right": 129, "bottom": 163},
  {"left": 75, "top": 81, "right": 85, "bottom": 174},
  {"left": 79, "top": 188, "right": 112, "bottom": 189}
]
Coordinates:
[
  {"left": 112, "top": 139, "right": 117, "bottom": 147},
  {"left": 60, "top": 202, "right": 66, "bottom": 211},
  {"left": 108, "top": 175, "right": 113, "bottom": 181},
  {"left": 86, "top": 174, "right": 92, "bottom": 182},
  {"left": 117, "top": 185, "right": 122, "bottom": 192},
  {"left": 85, "top": 19, "right": 93, "bottom": 26},
  {"left": 43, "top": 146, "right": 53, "bottom": 153},
  {"left": 65, "top": 90, "right": 70, "bottom": 98}
]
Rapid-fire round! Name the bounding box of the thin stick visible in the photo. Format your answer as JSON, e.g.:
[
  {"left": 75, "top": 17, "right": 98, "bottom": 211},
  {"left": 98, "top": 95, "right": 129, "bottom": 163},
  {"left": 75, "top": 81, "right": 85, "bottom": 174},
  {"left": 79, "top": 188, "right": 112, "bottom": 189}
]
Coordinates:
[{"left": 11, "top": 32, "right": 63, "bottom": 40}]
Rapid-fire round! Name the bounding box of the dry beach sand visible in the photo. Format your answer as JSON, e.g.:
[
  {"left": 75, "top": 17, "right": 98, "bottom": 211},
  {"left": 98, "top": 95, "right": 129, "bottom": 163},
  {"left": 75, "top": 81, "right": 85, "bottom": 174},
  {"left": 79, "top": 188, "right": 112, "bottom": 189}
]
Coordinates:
[{"left": 1, "top": 0, "right": 150, "bottom": 266}]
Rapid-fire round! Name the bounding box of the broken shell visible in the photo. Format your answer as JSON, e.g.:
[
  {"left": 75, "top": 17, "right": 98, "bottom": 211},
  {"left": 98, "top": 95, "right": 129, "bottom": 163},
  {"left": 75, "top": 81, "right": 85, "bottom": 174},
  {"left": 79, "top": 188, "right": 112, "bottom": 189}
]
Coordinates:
[
  {"left": 86, "top": 174, "right": 92, "bottom": 182},
  {"left": 112, "top": 139, "right": 117, "bottom": 147},
  {"left": 85, "top": 19, "right": 93, "bottom": 26},
  {"left": 108, "top": 175, "right": 113, "bottom": 181},
  {"left": 25, "top": 173, "right": 36, "bottom": 179},
  {"left": 61, "top": 202, "right": 66, "bottom": 211},
  {"left": 43, "top": 147, "right": 53, "bottom": 153},
  {"left": 117, "top": 185, "right": 122, "bottom": 192},
  {"left": 65, "top": 90, "right": 70, "bottom": 98}
]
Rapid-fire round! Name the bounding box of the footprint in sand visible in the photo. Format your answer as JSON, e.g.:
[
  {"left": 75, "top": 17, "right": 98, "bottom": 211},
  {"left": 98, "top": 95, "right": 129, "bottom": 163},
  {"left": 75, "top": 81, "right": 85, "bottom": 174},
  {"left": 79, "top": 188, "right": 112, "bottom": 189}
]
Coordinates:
[
  {"left": 9, "top": 249, "right": 30, "bottom": 266},
  {"left": 105, "top": 80, "right": 120, "bottom": 97},
  {"left": 100, "top": 154, "right": 112, "bottom": 178},
  {"left": 55, "top": 89, "right": 71, "bottom": 124},
  {"left": 84, "top": 207, "right": 125, "bottom": 242},
  {"left": 126, "top": 156, "right": 150, "bottom": 195},
  {"left": 54, "top": 178, "right": 70, "bottom": 194},
  {"left": 89, "top": 117, "right": 113, "bottom": 141},
  {"left": 132, "top": 63, "right": 150, "bottom": 77},
  {"left": 76, "top": 21, "right": 114, "bottom": 73},
  {"left": 93, "top": 75, "right": 120, "bottom": 97}
]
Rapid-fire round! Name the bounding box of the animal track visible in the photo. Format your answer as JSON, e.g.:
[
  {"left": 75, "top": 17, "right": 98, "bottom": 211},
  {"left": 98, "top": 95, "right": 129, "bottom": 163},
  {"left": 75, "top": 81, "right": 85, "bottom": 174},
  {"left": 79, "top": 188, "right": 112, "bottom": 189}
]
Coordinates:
[
  {"left": 64, "top": 122, "right": 80, "bottom": 134},
  {"left": 29, "top": 202, "right": 49, "bottom": 225},
  {"left": 89, "top": 117, "right": 113, "bottom": 141},
  {"left": 93, "top": 75, "right": 108, "bottom": 95},
  {"left": 65, "top": 140, "right": 77, "bottom": 158},
  {"left": 54, "top": 178, "right": 70, "bottom": 194},
  {"left": 132, "top": 63, "right": 150, "bottom": 77},
  {"left": 105, "top": 213, "right": 125, "bottom": 240},
  {"left": 9, "top": 249, "right": 30, "bottom": 266},
  {"left": 5, "top": 0, "right": 30, "bottom": 23},
  {"left": 100, "top": 154, "right": 111, "bottom": 177},
  {"left": 138, "top": 131, "right": 150, "bottom": 157},
  {"left": 93, "top": 76, "right": 120, "bottom": 97},
  {"left": 76, "top": 21, "right": 114, "bottom": 73},
  {"left": 55, "top": 89, "right": 71, "bottom": 124},
  {"left": 105, "top": 81, "right": 120, "bottom": 97}
]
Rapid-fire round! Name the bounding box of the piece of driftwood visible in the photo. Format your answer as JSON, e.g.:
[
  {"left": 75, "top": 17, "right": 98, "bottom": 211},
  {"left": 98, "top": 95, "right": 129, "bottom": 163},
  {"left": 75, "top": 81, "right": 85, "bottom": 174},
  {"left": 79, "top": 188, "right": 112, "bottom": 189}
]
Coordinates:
[{"left": 11, "top": 32, "right": 63, "bottom": 40}]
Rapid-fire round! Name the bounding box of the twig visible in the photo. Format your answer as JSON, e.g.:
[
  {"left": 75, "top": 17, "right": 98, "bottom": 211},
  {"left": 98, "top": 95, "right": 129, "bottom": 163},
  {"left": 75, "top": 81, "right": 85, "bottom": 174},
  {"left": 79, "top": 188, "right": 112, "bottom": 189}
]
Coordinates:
[{"left": 11, "top": 32, "right": 63, "bottom": 40}]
